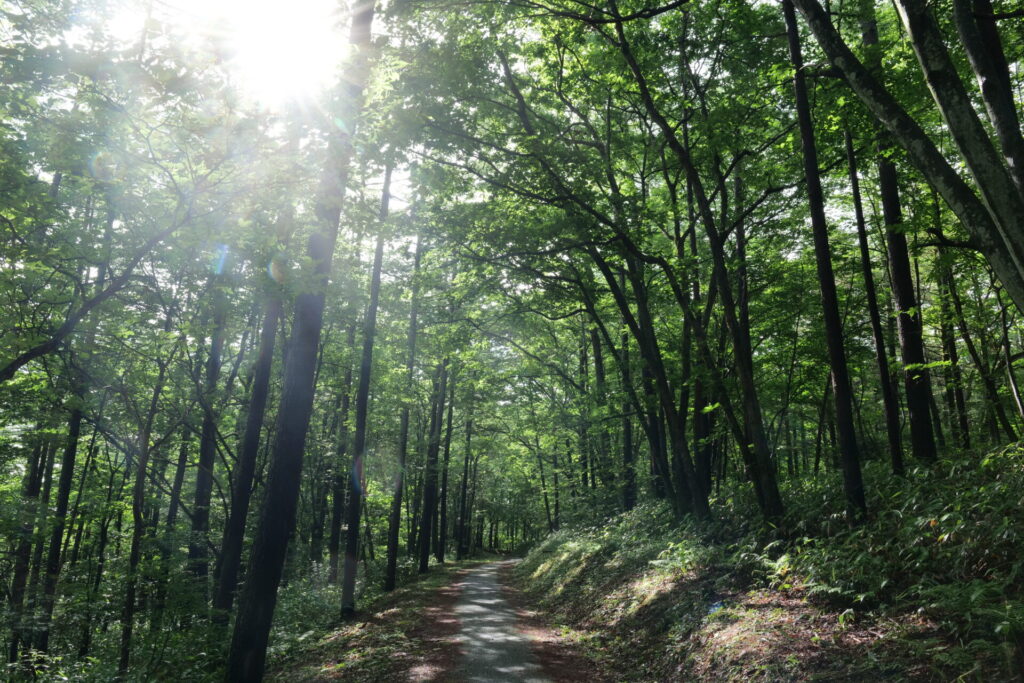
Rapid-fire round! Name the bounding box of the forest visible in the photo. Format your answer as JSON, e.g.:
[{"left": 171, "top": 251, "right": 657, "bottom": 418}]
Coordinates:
[{"left": 2, "top": 0, "right": 1024, "bottom": 679}]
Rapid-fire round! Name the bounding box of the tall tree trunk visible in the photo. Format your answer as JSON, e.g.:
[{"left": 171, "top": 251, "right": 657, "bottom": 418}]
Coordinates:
[
  {"left": 952, "top": 0, "right": 1024, "bottom": 197},
  {"left": 7, "top": 436, "right": 47, "bottom": 662},
  {"left": 467, "top": 453, "right": 480, "bottom": 554},
  {"left": 998, "top": 288, "right": 1024, "bottom": 422},
  {"left": 384, "top": 235, "right": 422, "bottom": 590},
  {"left": 118, "top": 319, "right": 173, "bottom": 675},
  {"left": 436, "top": 377, "right": 455, "bottom": 564},
  {"left": 340, "top": 167, "right": 391, "bottom": 616},
  {"left": 416, "top": 359, "right": 449, "bottom": 574},
  {"left": 948, "top": 273, "right": 1017, "bottom": 440},
  {"left": 784, "top": 0, "right": 866, "bottom": 518},
  {"left": 407, "top": 441, "right": 423, "bottom": 557},
  {"left": 225, "top": 4, "right": 375, "bottom": 676},
  {"left": 26, "top": 439, "right": 57, "bottom": 639},
  {"left": 33, "top": 399, "right": 83, "bottom": 653},
  {"left": 589, "top": 327, "right": 611, "bottom": 486},
  {"left": 845, "top": 131, "right": 905, "bottom": 474},
  {"left": 610, "top": 16, "right": 781, "bottom": 520},
  {"left": 213, "top": 291, "right": 282, "bottom": 617},
  {"left": 153, "top": 428, "right": 191, "bottom": 627},
  {"left": 858, "top": 1, "right": 934, "bottom": 467},
  {"left": 578, "top": 331, "right": 591, "bottom": 490},
  {"left": 879, "top": 162, "right": 937, "bottom": 462},
  {"left": 789, "top": 0, "right": 1024, "bottom": 312},
  {"left": 78, "top": 458, "right": 124, "bottom": 659},
  {"left": 327, "top": 323, "right": 356, "bottom": 584},
  {"left": 456, "top": 413, "right": 473, "bottom": 560},
  {"left": 189, "top": 279, "right": 229, "bottom": 596},
  {"left": 621, "top": 329, "right": 636, "bottom": 511}
]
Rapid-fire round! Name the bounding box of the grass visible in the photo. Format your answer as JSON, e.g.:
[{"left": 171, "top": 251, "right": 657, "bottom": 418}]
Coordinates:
[
  {"left": 511, "top": 445, "right": 1024, "bottom": 682},
  {"left": 266, "top": 556, "right": 493, "bottom": 682}
]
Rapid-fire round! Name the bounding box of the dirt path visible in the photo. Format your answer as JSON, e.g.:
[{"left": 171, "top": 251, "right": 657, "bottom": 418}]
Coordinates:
[{"left": 453, "top": 561, "right": 551, "bottom": 682}]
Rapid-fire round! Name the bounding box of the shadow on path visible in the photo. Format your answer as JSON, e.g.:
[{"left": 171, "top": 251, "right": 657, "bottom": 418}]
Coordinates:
[{"left": 454, "top": 561, "right": 550, "bottom": 683}]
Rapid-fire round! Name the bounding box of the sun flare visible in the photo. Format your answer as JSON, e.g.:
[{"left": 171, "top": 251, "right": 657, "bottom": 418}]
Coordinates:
[{"left": 109, "top": 0, "right": 349, "bottom": 107}]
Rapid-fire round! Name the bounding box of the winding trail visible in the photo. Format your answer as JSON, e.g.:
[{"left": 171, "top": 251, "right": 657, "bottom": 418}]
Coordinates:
[{"left": 453, "top": 561, "right": 551, "bottom": 682}]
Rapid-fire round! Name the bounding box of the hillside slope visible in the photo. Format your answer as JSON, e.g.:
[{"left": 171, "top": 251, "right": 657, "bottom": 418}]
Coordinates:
[{"left": 513, "top": 449, "right": 1024, "bottom": 681}]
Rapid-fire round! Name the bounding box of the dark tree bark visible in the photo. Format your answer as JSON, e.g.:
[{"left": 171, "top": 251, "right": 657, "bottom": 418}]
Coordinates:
[
  {"left": 340, "top": 166, "right": 392, "bottom": 616},
  {"left": 607, "top": 18, "right": 781, "bottom": 519},
  {"left": 997, "top": 287, "right": 1024, "bottom": 422},
  {"left": 938, "top": 274, "right": 971, "bottom": 451},
  {"left": 213, "top": 291, "right": 282, "bottom": 617},
  {"left": 948, "top": 273, "right": 1018, "bottom": 441},
  {"left": 189, "top": 278, "right": 229, "bottom": 594},
  {"left": 784, "top": 0, "right": 866, "bottom": 519},
  {"left": 621, "top": 328, "right": 636, "bottom": 511},
  {"left": 407, "top": 440, "right": 423, "bottom": 557},
  {"left": 436, "top": 377, "right": 456, "bottom": 564},
  {"left": 384, "top": 235, "right": 422, "bottom": 590},
  {"left": 34, "top": 399, "right": 83, "bottom": 653},
  {"left": 856, "top": 8, "right": 936, "bottom": 464},
  {"left": 416, "top": 359, "right": 449, "bottom": 574},
  {"left": 845, "top": 131, "right": 905, "bottom": 475},
  {"left": 589, "top": 327, "right": 611, "bottom": 486},
  {"left": 26, "top": 439, "right": 57, "bottom": 635},
  {"left": 78, "top": 457, "right": 124, "bottom": 659},
  {"left": 118, "top": 316, "right": 173, "bottom": 674},
  {"left": 788, "top": 0, "right": 1024, "bottom": 312},
  {"left": 879, "top": 162, "right": 937, "bottom": 463},
  {"left": 225, "top": 3, "right": 375, "bottom": 675},
  {"left": 952, "top": 0, "right": 1024, "bottom": 198},
  {"left": 327, "top": 322, "right": 357, "bottom": 584},
  {"left": 153, "top": 428, "right": 191, "bottom": 626},
  {"left": 456, "top": 413, "right": 473, "bottom": 560},
  {"left": 578, "top": 332, "right": 592, "bottom": 490},
  {"left": 7, "top": 435, "right": 47, "bottom": 662}
]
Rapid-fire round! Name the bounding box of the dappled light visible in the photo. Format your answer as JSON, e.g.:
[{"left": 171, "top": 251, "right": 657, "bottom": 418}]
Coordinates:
[{"left": 2, "top": 0, "right": 1024, "bottom": 679}]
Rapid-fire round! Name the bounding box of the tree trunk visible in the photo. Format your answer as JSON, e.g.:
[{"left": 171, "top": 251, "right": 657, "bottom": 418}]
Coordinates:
[
  {"left": 340, "top": 168, "right": 391, "bottom": 616},
  {"left": 416, "top": 360, "right": 449, "bottom": 574},
  {"left": 7, "top": 436, "right": 47, "bottom": 662},
  {"left": 998, "top": 288, "right": 1024, "bottom": 422},
  {"left": 456, "top": 414, "right": 473, "bottom": 560},
  {"left": 436, "top": 377, "right": 455, "bottom": 564},
  {"left": 948, "top": 273, "right": 1017, "bottom": 440},
  {"left": 610, "top": 17, "right": 781, "bottom": 520},
  {"left": 589, "top": 327, "right": 611, "bottom": 486},
  {"left": 327, "top": 323, "right": 356, "bottom": 584},
  {"left": 952, "top": 0, "right": 1024, "bottom": 198},
  {"left": 213, "top": 292, "right": 282, "bottom": 617},
  {"left": 789, "top": 0, "right": 1024, "bottom": 312},
  {"left": 153, "top": 429, "right": 191, "bottom": 627},
  {"left": 118, "top": 323, "right": 173, "bottom": 675},
  {"left": 384, "top": 235, "right": 422, "bottom": 590},
  {"left": 225, "top": 4, "right": 375, "bottom": 675},
  {"left": 34, "top": 401, "right": 83, "bottom": 653},
  {"left": 621, "top": 327, "right": 636, "bottom": 511},
  {"left": 785, "top": 0, "right": 866, "bottom": 519},
  {"left": 189, "top": 279, "right": 229, "bottom": 596},
  {"left": 845, "top": 131, "right": 905, "bottom": 474}
]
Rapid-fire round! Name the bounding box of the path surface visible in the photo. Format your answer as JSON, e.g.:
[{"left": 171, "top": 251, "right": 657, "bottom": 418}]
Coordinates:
[{"left": 454, "top": 561, "right": 551, "bottom": 682}]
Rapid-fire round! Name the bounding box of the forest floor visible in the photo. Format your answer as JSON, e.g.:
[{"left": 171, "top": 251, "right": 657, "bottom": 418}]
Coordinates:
[
  {"left": 510, "top": 494, "right": 1024, "bottom": 682},
  {"left": 266, "top": 557, "right": 596, "bottom": 682},
  {"left": 265, "top": 448, "right": 1024, "bottom": 682}
]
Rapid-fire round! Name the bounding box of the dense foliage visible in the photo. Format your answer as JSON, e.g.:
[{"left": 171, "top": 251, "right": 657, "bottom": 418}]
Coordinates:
[{"left": 2, "top": 0, "right": 1023, "bottom": 678}]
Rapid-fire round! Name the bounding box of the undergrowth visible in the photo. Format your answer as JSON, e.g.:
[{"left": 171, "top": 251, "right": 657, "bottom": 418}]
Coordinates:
[{"left": 515, "top": 444, "right": 1024, "bottom": 681}]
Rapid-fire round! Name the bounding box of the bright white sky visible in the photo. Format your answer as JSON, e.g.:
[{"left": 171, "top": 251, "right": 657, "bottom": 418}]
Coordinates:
[{"left": 106, "top": 0, "right": 350, "bottom": 107}]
